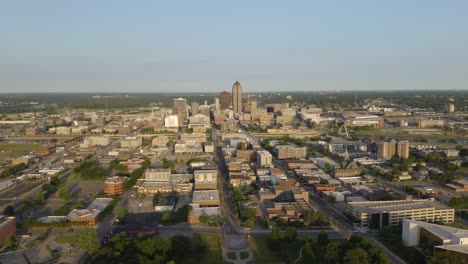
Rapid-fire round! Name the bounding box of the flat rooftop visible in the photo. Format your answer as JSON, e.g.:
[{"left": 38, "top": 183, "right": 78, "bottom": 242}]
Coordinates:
[
  {"left": 193, "top": 190, "right": 220, "bottom": 202},
  {"left": 348, "top": 199, "right": 453, "bottom": 214}
]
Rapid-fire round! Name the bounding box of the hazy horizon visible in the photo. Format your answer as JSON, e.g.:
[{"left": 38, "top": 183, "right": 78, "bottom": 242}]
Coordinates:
[{"left": 1, "top": 1, "right": 468, "bottom": 93}]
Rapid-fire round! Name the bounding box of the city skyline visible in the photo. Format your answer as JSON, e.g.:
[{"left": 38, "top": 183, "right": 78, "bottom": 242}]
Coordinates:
[{"left": 1, "top": 1, "right": 468, "bottom": 93}]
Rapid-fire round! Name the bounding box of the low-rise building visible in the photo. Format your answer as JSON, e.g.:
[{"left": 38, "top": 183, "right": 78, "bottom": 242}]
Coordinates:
[
  {"left": 347, "top": 199, "right": 455, "bottom": 229},
  {"left": 194, "top": 170, "right": 217, "bottom": 190},
  {"left": 192, "top": 190, "right": 220, "bottom": 207},
  {"left": 273, "top": 145, "right": 306, "bottom": 160},
  {"left": 256, "top": 150, "right": 273, "bottom": 167},
  {"left": 0, "top": 215, "right": 16, "bottom": 247},
  {"left": 66, "top": 198, "right": 113, "bottom": 226},
  {"left": 104, "top": 176, "right": 128, "bottom": 196},
  {"left": 120, "top": 136, "right": 142, "bottom": 149},
  {"left": 402, "top": 219, "right": 468, "bottom": 262}
]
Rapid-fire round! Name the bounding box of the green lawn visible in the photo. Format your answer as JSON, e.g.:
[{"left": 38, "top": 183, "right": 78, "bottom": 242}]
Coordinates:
[
  {"left": 249, "top": 237, "right": 304, "bottom": 264},
  {"left": 55, "top": 235, "right": 81, "bottom": 246},
  {"left": 174, "top": 234, "right": 222, "bottom": 264},
  {"left": 0, "top": 142, "right": 40, "bottom": 157}
]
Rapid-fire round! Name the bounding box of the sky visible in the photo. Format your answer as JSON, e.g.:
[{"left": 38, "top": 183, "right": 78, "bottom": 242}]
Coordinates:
[{"left": 0, "top": 1, "right": 467, "bottom": 93}]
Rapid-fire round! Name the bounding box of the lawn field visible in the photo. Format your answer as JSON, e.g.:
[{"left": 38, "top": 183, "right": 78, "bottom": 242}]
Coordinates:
[
  {"left": 0, "top": 142, "right": 40, "bottom": 157},
  {"left": 55, "top": 234, "right": 81, "bottom": 246}
]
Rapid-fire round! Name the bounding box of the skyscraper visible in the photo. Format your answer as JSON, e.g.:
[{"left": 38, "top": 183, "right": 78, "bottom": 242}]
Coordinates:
[
  {"left": 232, "top": 81, "right": 243, "bottom": 114},
  {"left": 172, "top": 98, "right": 188, "bottom": 126},
  {"left": 191, "top": 102, "right": 199, "bottom": 116},
  {"left": 219, "top": 91, "right": 231, "bottom": 110}
]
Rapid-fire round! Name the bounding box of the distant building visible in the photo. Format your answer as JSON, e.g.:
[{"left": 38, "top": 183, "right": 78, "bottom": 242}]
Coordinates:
[
  {"left": 120, "top": 136, "right": 142, "bottom": 149},
  {"left": 172, "top": 98, "right": 188, "bottom": 126},
  {"left": 273, "top": 145, "right": 307, "bottom": 160},
  {"left": 191, "top": 102, "right": 199, "bottom": 116},
  {"left": 377, "top": 139, "right": 409, "bottom": 160},
  {"left": 164, "top": 115, "right": 179, "bottom": 128},
  {"left": 220, "top": 91, "right": 231, "bottom": 110},
  {"left": 0, "top": 215, "right": 16, "bottom": 247},
  {"left": 232, "top": 81, "right": 243, "bottom": 114}
]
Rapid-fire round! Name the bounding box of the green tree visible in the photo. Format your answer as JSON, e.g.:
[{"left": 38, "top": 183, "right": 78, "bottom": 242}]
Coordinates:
[
  {"left": 3, "top": 235, "right": 18, "bottom": 250},
  {"left": 324, "top": 242, "right": 340, "bottom": 264},
  {"left": 317, "top": 231, "right": 329, "bottom": 247},
  {"left": 162, "top": 212, "right": 171, "bottom": 225},
  {"left": 4, "top": 205, "right": 14, "bottom": 216},
  {"left": 79, "top": 228, "right": 100, "bottom": 254},
  {"left": 303, "top": 241, "right": 317, "bottom": 263},
  {"left": 328, "top": 195, "right": 336, "bottom": 205},
  {"left": 285, "top": 227, "right": 297, "bottom": 241},
  {"left": 176, "top": 205, "right": 192, "bottom": 220},
  {"left": 343, "top": 248, "right": 370, "bottom": 264},
  {"left": 35, "top": 193, "right": 46, "bottom": 203},
  {"left": 117, "top": 207, "right": 127, "bottom": 220}
]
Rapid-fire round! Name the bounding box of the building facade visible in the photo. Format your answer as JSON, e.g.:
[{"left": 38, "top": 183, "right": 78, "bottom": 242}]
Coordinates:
[{"left": 232, "top": 81, "right": 243, "bottom": 114}]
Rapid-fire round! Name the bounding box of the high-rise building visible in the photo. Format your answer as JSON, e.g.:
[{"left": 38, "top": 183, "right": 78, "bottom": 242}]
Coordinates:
[
  {"left": 377, "top": 139, "right": 409, "bottom": 160},
  {"left": 232, "top": 81, "right": 243, "bottom": 114},
  {"left": 445, "top": 99, "right": 455, "bottom": 113},
  {"left": 214, "top": 98, "right": 220, "bottom": 111},
  {"left": 173, "top": 98, "right": 188, "bottom": 126},
  {"left": 191, "top": 102, "right": 199, "bottom": 116},
  {"left": 220, "top": 91, "right": 231, "bottom": 110}
]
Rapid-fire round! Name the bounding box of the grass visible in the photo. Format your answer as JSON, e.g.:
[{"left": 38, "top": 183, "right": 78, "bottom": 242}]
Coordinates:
[
  {"left": 240, "top": 251, "right": 249, "bottom": 260},
  {"left": 458, "top": 167, "right": 468, "bottom": 174},
  {"left": 198, "top": 234, "right": 223, "bottom": 264},
  {"left": 174, "top": 234, "right": 222, "bottom": 264},
  {"left": 226, "top": 252, "right": 237, "bottom": 260},
  {"left": 0, "top": 142, "right": 40, "bottom": 157},
  {"left": 249, "top": 237, "right": 306, "bottom": 264},
  {"left": 55, "top": 234, "right": 81, "bottom": 246}
]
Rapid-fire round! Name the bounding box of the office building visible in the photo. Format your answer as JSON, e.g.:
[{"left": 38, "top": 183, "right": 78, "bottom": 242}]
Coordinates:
[
  {"left": 172, "top": 98, "right": 188, "bottom": 126},
  {"left": 347, "top": 199, "right": 455, "bottom": 229},
  {"left": 104, "top": 176, "right": 128, "bottom": 196},
  {"left": 164, "top": 115, "right": 179, "bottom": 128},
  {"left": 144, "top": 168, "right": 171, "bottom": 181},
  {"left": 191, "top": 102, "right": 199, "bottom": 116},
  {"left": 220, "top": 91, "right": 231, "bottom": 110},
  {"left": 257, "top": 150, "right": 273, "bottom": 167},
  {"left": 232, "top": 81, "right": 243, "bottom": 114},
  {"left": 403, "top": 219, "right": 468, "bottom": 262}
]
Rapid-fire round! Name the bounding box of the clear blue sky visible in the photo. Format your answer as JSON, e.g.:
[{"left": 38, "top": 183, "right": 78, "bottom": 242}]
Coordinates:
[{"left": 1, "top": 1, "right": 467, "bottom": 93}]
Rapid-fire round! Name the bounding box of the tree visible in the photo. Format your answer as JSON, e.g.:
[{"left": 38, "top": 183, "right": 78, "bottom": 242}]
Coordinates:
[
  {"left": 285, "top": 227, "right": 297, "bottom": 241},
  {"left": 328, "top": 195, "right": 336, "bottom": 205},
  {"left": 324, "top": 242, "right": 340, "bottom": 264},
  {"left": 343, "top": 248, "right": 370, "bottom": 264},
  {"left": 117, "top": 207, "right": 127, "bottom": 220},
  {"left": 35, "top": 193, "right": 46, "bottom": 203},
  {"left": 177, "top": 205, "right": 192, "bottom": 219},
  {"left": 317, "top": 231, "right": 329, "bottom": 247},
  {"left": 162, "top": 212, "right": 171, "bottom": 225},
  {"left": 4, "top": 205, "right": 14, "bottom": 216},
  {"left": 79, "top": 228, "right": 100, "bottom": 254},
  {"left": 3, "top": 235, "right": 18, "bottom": 250},
  {"left": 303, "top": 241, "right": 317, "bottom": 263}
]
